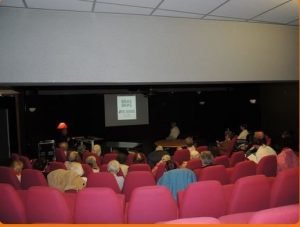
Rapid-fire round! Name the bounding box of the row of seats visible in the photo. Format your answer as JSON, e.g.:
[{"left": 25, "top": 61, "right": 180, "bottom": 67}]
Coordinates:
[{"left": 0, "top": 168, "right": 298, "bottom": 224}]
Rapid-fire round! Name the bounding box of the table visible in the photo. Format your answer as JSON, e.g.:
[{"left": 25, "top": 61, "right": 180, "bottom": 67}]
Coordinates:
[
  {"left": 104, "top": 141, "right": 142, "bottom": 152},
  {"left": 155, "top": 139, "right": 186, "bottom": 148}
]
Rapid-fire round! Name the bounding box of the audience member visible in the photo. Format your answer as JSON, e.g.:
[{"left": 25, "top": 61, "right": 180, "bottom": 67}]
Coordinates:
[
  {"left": 237, "top": 123, "right": 249, "bottom": 140},
  {"left": 247, "top": 131, "right": 277, "bottom": 163},
  {"left": 132, "top": 152, "right": 146, "bottom": 164},
  {"left": 107, "top": 160, "right": 124, "bottom": 191},
  {"left": 58, "top": 142, "right": 69, "bottom": 157},
  {"left": 166, "top": 122, "right": 180, "bottom": 140},
  {"left": 116, "top": 153, "right": 129, "bottom": 176},
  {"left": 216, "top": 131, "right": 233, "bottom": 155},
  {"left": 185, "top": 137, "right": 200, "bottom": 159},
  {"left": 85, "top": 156, "right": 100, "bottom": 173},
  {"left": 32, "top": 158, "right": 48, "bottom": 177},
  {"left": 92, "top": 144, "right": 102, "bottom": 156},
  {"left": 10, "top": 159, "right": 23, "bottom": 182},
  {"left": 147, "top": 145, "right": 169, "bottom": 168},
  {"left": 200, "top": 151, "right": 214, "bottom": 168},
  {"left": 151, "top": 154, "right": 172, "bottom": 175},
  {"left": 65, "top": 151, "right": 84, "bottom": 177}
]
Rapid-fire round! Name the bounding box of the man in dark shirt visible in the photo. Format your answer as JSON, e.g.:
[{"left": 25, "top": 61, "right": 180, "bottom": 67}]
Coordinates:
[{"left": 147, "top": 145, "right": 169, "bottom": 168}]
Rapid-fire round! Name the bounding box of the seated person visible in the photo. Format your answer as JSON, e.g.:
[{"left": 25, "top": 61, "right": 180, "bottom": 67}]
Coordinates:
[
  {"left": 32, "top": 158, "right": 48, "bottom": 177},
  {"left": 185, "top": 137, "right": 199, "bottom": 160},
  {"left": 92, "top": 144, "right": 102, "bottom": 156},
  {"left": 147, "top": 145, "right": 169, "bottom": 168},
  {"left": 246, "top": 131, "right": 277, "bottom": 163},
  {"left": 85, "top": 156, "right": 100, "bottom": 173},
  {"left": 166, "top": 122, "right": 180, "bottom": 140},
  {"left": 132, "top": 152, "right": 146, "bottom": 164},
  {"left": 200, "top": 151, "right": 214, "bottom": 168},
  {"left": 237, "top": 123, "right": 249, "bottom": 141},
  {"left": 152, "top": 154, "right": 171, "bottom": 175},
  {"left": 10, "top": 159, "right": 23, "bottom": 182},
  {"left": 65, "top": 151, "right": 85, "bottom": 180},
  {"left": 116, "top": 153, "right": 129, "bottom": 177},
  {"left": 107, "top": 160, "right": 124, "bottom": 191},
  {"left": 216, "top": 131, "right": 234, "bottom": 155}
]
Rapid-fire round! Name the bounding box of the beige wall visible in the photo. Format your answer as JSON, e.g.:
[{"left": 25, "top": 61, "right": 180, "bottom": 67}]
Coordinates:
[{"left": 0, "top": 7, "right": 298, "bottom": 84}]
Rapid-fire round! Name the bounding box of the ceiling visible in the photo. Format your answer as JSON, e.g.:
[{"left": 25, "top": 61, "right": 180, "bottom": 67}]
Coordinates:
[{"left": 0, "top": 0, "right": 298, "bottom": 26}]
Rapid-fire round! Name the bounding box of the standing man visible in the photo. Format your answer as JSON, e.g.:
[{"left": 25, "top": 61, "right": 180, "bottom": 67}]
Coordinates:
[{"left": 166, "top": 122, "right": 180, "bottom": 140}]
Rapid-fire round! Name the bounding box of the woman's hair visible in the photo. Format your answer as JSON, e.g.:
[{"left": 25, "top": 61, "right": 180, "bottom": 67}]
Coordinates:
[
  {"left": 107, "top": 160, "right": 120, "bottom": 174},
  {"left": 116, "top": 153, "right": 127, "bottom": 165},
  {"left": 133, "top": 152, "right": 146, "bottom": 164},
  {"left": 10, "top": 160, "right": 23, "bottom": 174},
  {"left": 185, "top": 137, "right": 194, "bottom": 147},
  {"left": 92, "top": 144, "right": 102, "bottom": 156},
  {"left": 85, "top": 156, "right": 99, "bottom": 169},
  {"left": 161, "top": 154, "right": 171, "bottom": 162},
  {"left": 68, "top": 151, "right": 80, "bottom": 162},
  {"left": 165, "top": 160, "right": 177, "bottom": 171},
  {"left": 200, "top": 151, "right": 214, "bottom": 166}
]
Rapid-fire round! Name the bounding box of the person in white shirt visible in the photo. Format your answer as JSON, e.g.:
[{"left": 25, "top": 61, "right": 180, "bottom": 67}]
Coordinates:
[
  {"left": 237, "top": 124, "right": 249, "bottom": 140},
  {"left": 166, "top": 122, "right": 180, "bottom": 140},
  {"left": 247, "top": 131, "right": 277, "bottom": 163}
]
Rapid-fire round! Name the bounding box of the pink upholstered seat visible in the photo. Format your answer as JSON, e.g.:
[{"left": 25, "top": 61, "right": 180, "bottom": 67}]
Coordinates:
[
  {"left": 249, "top": 204, "right": 299, "bottom": 224},
  {"left": 154, "top": 162, "right": 166, "bottom": 181},
  {"left": 196, "top": 146, "right": 208, "bottom": 153},
  {"left": 158, "top": 217, "right": 221, "bottom": 224},
  {"left": 75, "top": 188, "right": 124, "bottom": 223},
  {"left": 270, "top": 168, "right": 299, "bottom": 207},
  {"left": 126, "top": 153, "right": 135, "bottom": 165},
  {"left": 213, "top": 155, "right": 230, "bottom": 168},
  {"left": 102, "top": 153, "right": 118, "bottom": 164},
  {"left": 81, "top": 163, "right": 93, "bottom": 177},
  {"left": 87, "top": 172, "right": 121, "bottom": 193},
  {"left": 228, "top": 175, "right": 271, "bottom": 214},
  {"left": 25, "top": 186, "right": 73, "bottom": 223},
  {"left": 0, "top": 166, "right": 21, "bottom": 189},
  {"left": 128, "top": 163, "right": 151, "bottom": 172},
  {"left": 55, "top": 148, "right": 67, "bottom": 162},
  {"left": 21, "top": 169, "right": 48, "bottom": 189},
  {"left": 48, "top": 161, "right": 67, "bottom": 172},
  {"left": 196, "top": 165, "right": 229, "bottom": 185},
  {"left": 229, "top": 151, "right": 245, "bottom": 167},
  {"left": 219, "top": 212, "right": 255, "bottom": 224},
  {"left": 19, "top": 155, "right": 32, "bottom": 169},
  {"left": 230, "top": 160, "right": 257, "bottom": 183},
  {"left": 172, "top": 149, "right": 190, "bottom": 165},
  {"left": 127, "top": 186, "right": 177, "bottom": 223},
  {"left": 186, "top": 159, "right": 202, "bottom": 170},
  {"left": 123, "top": 171, "right": 156, "bottom": 202},
  {"left": 179, "top": 181, "right": 226, "bottom": 218},
  {"left": 0, "top": 183, "right": 27, "bottom": 223},
  {"left": 256, "top": 155, "right": 277, "bottom": 177}
]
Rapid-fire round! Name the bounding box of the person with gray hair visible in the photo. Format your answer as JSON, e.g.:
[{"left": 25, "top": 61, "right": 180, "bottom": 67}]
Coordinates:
[
  {"left": 107, "top": 160, "right": 124, "bottom": 191},
  {"left": 200, "top": 151, "right": 214, "bottom": 168}
]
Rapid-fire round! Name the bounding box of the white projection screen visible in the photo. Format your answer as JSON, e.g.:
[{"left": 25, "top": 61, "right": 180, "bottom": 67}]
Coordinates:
[{"left": 104, "top": 94, "right": 149, "bottom": 127}]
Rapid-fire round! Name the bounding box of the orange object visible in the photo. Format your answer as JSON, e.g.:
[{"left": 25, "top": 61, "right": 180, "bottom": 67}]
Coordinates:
[{"left": 57, "top": 122, "right": 68, "bottom": 129}]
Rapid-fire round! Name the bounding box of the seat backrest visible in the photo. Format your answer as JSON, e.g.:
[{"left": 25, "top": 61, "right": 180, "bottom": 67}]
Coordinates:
[
  {"left": 186, "top": 159, "right": 202, "bottom": 170},
  {"left": 102, "top": 153, "right": 118, "bottom": 164},
  {"left": 172, "top": 149, "right": 190, "bottom": 165},
  {"left": 0, "top": 166, "right": 21, "bottom": 189},
  {"left": 179, "top": 181, "right": 226, "bottom": 218},
  {"left": 154, "top": 162, "right": 166, "bottom": 182},
  {"left": 126, "top": 153, "right": 135, "bottom": 166},
  {"left": 19, "top": 156, "right": 32, "bottom": 169},
  {"left": 25, "top": 186, "right": 73, "bottom": 223},
  {"left": 228, "top": 175, "right": 271, "bottom": 214},
  {"left": 128, "top": 164, "right": 151, "bottom": 172},
  {"left": 270, "top": 168, "right": 299, "bottom": 207},
  {"left": 196, "top": 146, "right": 208, "bottom": 153},
  {"left": 87, "top": 172, "right": 121, "bottom": 193},
  {"left": 249, "top": 204, "right": 299, "bottom": 224},
  {"left": 222, "top": 136, "right": 238, "bottom": 156},
  {"left": 55, "top": 148, "right": 67, "bottom": 162},
  {"left": 127, "top": 186, "right": 177, "bottom": 224},
  {"left": 0, "top": 183, "right": 27, "bottom": 223},
  {"left": 75, "top": 187, "right": 124, "bottom": 223},
  {"left": 256, "top": 155, "right": 277, "bottom": 177},
  {"left": 230, "top": 160, "right": 257, "bottom": 183},
  {"left": 11, "top": 153, "right": 20, "bottom": 160},
  {"left": 48, "top": 161, "right": 67, "bottom": 172},
  {"left": 197, "top": 165, "right": 229, "bottom": 185},
  {"left": 21, "top": 169, "right": 48, "bottom": 189},
  {"left": 213, "top": 155, "right": 230, "bottom": 168},
  {"left": 81, "top": 164, "right": 93, "bottom": 177},
  {"left": 157, "top": 169, "right": 197, "bottom": 200},
  {"left": 123, "top": 171, "right": 156, "bottom": 202},
  {"left": 229, "top": 151, "right": 245, "bottom": 167}
]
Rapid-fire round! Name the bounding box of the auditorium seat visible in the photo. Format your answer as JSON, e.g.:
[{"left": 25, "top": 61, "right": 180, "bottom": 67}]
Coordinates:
[
  {"left": 19, "top": 156, "right": 32, "bottom": 169},
  {"left": 21, "top": 169, "right": 48, "bottom": 189},
  {"left": 0, "top": 166, "right": 21, "bottom": 189},
  {"left": 256, "top": 155, "right": 277, "bottom": 177},
  {"left": 249, "top": 204, "right": 299, "bottom": 224},
  {"left": 229, "top": 160, "right": 257, "bottom": 183},
  {"left": 196, "top": 146, "right": 208, "bottom": 153},
  {"left": 0, "top": 183, "right": 27, "bottom": 223},
  {"left": 213, "top": 155, "right": 230, "bottom": 168},
  {"left": 126, "top": 153, "right": 135, "bottom": 166},
  {"left": 87, "top": 172, "right": 121, "bottom": 193},
  {"left": 48, "top": 161, "right": 67, "bottom": 172},
  {"left": 102, "top": 153, "right": 118, "bottom": 164},
  {"left": 172, "top": 149, "right": 190, "bottom": 165},
  {"left": 75, "top": 188, "right": 124, "bottom": 223},
  {"left": 55, "top": 148, "right": 67, "bottom": 162},
  {"left": 219, "top": 212, "right": 255, "bottom": 224},
  {"left": 154, "top": 162, "right": 166, "bottom": 181},
  {"left": 195, "top": 165, "right": 229, "bottom": 185},
  {"left": 128, "top": 163, "right": 151, "bottom": 172},
  {"left": 123, "top": 171, "right": 156, "bottom": 202},
  {"left": 81, "top": 164, "right": 93, "bottom": 177},
  {"left": 186, "top": 159, "right": 202, "bottom": 170},
  {"left": 270, "top": 168, "right": 299, "bottom": 207},
  {"left": 178, "top": 181, "right": 226, "bottom": 218},
  {"left": 229, "top": 151, "right": 245, "bottom": 167},
  {"left": 127, "top": 186, "right": 177, "bottom": 223},
  {"left": 228, "top": 175, "right": 271, "bottom": 214},
  {"left": 158, "top": 217, "right": 221, "bottom": 224},
  {"left": 25, "top": 186, "right": 73, "bottom": 223}
]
